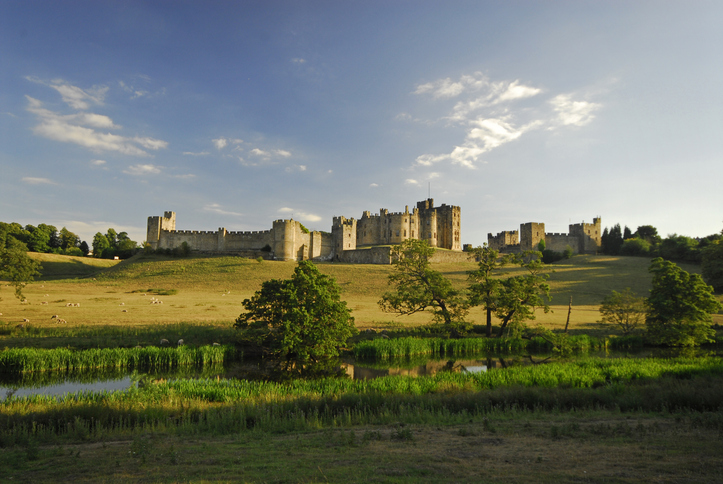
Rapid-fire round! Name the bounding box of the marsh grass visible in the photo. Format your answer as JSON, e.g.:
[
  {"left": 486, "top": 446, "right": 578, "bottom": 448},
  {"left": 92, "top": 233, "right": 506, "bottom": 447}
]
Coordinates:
[
  {"left": 0, "top": 345, "right": 235, "bottom": 374},
  {"left": 1, "top": 356, "right": 721, "bottom": 445}
]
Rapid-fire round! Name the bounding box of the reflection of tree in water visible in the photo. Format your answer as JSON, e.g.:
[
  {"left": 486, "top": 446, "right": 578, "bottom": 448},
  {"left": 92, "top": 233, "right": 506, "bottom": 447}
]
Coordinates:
[{"left": 4, "top": 387, "right": 18, "bottom": 400}]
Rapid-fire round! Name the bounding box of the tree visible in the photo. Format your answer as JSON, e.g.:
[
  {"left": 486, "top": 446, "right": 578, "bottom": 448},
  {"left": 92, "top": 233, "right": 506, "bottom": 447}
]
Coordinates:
[
  {"left": 467, "top": 246, "right": 515, "bottom": 337},
  {"left": 623, "top": 226, "right": 633, "bottom": 240},
  {"left": 92, "top": 232, "right": 110, "bottom": 258},
  {"left": 601, "top": 224, "right": 624, "bottom": 255},
  {"left": 702, "top": 240, "right": 723, "bottom": 292},
  {"left": 658, "top": 234, "right": 700, "bottom": 263},
  {"left": 468, "top": 248, "right": 551, "bottom": 338},
  {"left": 599, "top": 288, "right": 646, "bottom": 335},
  {"left": 379, "top": 239, "right": 469, "bottom": 335},
  {"left": 620, "top": 238, "right": 651, "bottom": 257},
  {"left": 234, "top": 261, "right": 357, "bottom": 366},
  {"left": 59, "top": 227, "right": 80, "bottom": 251},
  {"left": 491, "top": 253, "right": 552, "bottom": 338},
  {"left": 0, "top": 237, "right": 41, "bottom": 301},
  {"left": 634, "top": 225, "right": 660, "bottom": 246},
  {"left": 646, "top": 258, "right": 722, "bottom": 346}
]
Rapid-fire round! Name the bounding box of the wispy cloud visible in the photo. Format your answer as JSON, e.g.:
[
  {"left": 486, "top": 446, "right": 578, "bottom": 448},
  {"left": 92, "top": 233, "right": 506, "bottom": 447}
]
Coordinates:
[
  {"left": 183, "top": 151, "right": 210, "bottom": 156},
  {"left": 212, "top": 137, "right": 243, "bottom": 150},
  {"left": 22, "top": 176, "right": 57, "bottom": 185},
  {"left": 25, "top": 93, "right": 167, "bottom": 157},
  {"left": 549, "top": 94, "right": 601, "bottom": 127},
  {"left": 203, "top": 203, "right": 243, "bottom": 217},
  {"left": 27, "top": 76, "right": 107, "bottom": 110},
  {"left": 411, "top": 72, "right": 601, "bottom": 168},
  {"left": 123, "top": 164, "right": 161, "bottom": 176},
  {"left": 285, "top": 164, "right": 307, "bottom": 173},
  {"left": 278, "top": 207, "right": 322, "bottom": 223},
  {"left": 292, "top": 58, "right": 306, "bottom": 64}
]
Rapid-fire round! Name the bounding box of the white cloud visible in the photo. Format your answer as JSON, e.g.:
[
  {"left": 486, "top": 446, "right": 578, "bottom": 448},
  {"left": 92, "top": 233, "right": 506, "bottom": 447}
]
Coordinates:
[
  {"left": 411, "top": 72, "right": 601, "bottom": 169},
  {"left": 212, "top": 137, "right": 243, "bottom": 150},
  {"left": 285, "top": 164, "right": 307, "bottom": 173},
  {"left": 22, "top": 177, "right": 56, "bottom": 185},
  {"left": 91, "top": 159, "right": 106, "bottom": 166},
  {"left": 292, "top": 58, "right": 306, "bottom": 64},
  {"left": 123, "top": 164, "right": 161, "bottom": 176},
  {"left": 369, "top": 183, "right": 379, "bottom": 188},
  {"left": 405, "top": 179, "right": 420, "bottom": 186},
  {"left": 183, "top": 151, "right": 210, "bottom": 156},
  {"left": 25, "top": 96, "right": 167, "bottom": 157},
  {"left": 277, "top": 207, "right": 322, "bottom": 223},
  {"left": 27, "top": 77, "right": 107, "bottom": 110},
  {"left": 203, "top": 203, "right": 243, "bottom": 217},
  {"left": 550, "top": 94, "right": 601, "bottom": 127}
]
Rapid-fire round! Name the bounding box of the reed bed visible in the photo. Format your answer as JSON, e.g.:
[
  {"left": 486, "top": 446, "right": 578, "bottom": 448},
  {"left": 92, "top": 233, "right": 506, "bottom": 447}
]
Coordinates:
[
  {"left": 353, "top": 335, "right": 632, "bottom": 360},
  {"left": 0, "top": 345, "right": 236, "bottom": 375},
  {"left": 1, "top": 356, "right": 721, "bottom": 445}
]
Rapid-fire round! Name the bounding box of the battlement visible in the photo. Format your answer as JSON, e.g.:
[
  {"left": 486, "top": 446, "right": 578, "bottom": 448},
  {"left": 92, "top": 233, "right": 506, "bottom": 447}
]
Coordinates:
[{"left": 491, "top": 216, "right": 601, "bottom": 255}]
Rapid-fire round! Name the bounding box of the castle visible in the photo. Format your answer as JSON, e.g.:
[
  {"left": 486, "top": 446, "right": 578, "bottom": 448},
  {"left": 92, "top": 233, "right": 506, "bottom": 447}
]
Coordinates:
[
  {"left": 487, "top": 217, "right": 602, "bottom": 254},
  {"left": 146, "top": 199, "right": 462, "bottom": 263}
]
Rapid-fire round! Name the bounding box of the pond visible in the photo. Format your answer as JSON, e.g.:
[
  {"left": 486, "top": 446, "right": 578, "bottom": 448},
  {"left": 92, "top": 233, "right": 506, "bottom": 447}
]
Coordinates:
[{"left": 2, "top": 346, "right": 720, "bottom": 401}]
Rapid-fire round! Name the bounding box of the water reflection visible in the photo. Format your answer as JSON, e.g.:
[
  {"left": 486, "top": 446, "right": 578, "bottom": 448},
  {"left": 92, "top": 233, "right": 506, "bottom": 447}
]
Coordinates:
[{"left": 2, "top": 346, "right": 720, "bottom": 400}]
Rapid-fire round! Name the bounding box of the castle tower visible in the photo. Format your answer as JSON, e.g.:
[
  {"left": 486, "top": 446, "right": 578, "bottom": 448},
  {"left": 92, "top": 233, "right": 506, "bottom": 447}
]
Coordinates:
[
  {"left": 272, "top": 219, "right": 297, "bottom": 261},
  {"left": 146, "top": 211, "right": 176, "bottom": 250},
  {"left": 332, "top": 216, "right": 357, "bottom": 256},
  {"left": 520, "top": 222, "right": 545, "bottom": 251}
]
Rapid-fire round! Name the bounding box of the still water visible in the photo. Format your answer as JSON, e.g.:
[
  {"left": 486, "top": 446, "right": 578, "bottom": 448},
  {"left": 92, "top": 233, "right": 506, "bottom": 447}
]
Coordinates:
[{"left": 2, "top": 347, "right": 719, "bottom": 401}]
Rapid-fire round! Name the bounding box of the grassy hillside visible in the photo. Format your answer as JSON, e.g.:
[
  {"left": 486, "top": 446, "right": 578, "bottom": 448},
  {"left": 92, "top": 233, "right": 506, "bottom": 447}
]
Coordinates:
[
  {"left": 29, "top": 252, "right": 121, "bottom": 279},
  {"left": 1, "top": 253, "right": 719, "bottom": 332}
]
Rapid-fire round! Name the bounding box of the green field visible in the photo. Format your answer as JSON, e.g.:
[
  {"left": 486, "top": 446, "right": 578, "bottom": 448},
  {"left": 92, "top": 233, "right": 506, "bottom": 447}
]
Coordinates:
[
  {"left": 2, "top": 252, "right": 718, "bottom": 335},
  {"left": 1, "top": 252, "right": 723, "bottom": 482}
]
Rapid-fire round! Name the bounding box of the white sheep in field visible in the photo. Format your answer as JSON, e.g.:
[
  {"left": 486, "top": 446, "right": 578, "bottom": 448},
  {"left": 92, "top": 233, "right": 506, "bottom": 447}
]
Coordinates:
[
  {"left": 212, "top": 343, "right": 221, "bottom": 346},
  {"left": 22, "top": 318, "right": 30, "bottom": 323},
  {"left": 122, "top": 309, "right": 128, "bottom": 313},
  {"left": 40, "top": 301, "right": 48, "bottom": 305},
  {"left": 177, "top": 339, "right": 184, "bottom": 346},
  {"left": 51, "top": 314, "right": 59, "bottom": 319},
  {"left": 160, "top": 338, "right": 170, "bottom": 346}
]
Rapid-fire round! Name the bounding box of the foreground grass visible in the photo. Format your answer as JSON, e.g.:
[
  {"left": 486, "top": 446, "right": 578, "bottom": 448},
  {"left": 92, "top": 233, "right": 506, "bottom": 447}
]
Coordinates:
[{"left": 3, "top": 411, "right": 722, "bottom": 483}]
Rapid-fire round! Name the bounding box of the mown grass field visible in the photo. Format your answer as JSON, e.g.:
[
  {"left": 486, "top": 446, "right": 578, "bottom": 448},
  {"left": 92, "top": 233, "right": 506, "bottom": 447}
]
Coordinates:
[{"left": 2, "top": 252, "right": 719, "bottom": 337}]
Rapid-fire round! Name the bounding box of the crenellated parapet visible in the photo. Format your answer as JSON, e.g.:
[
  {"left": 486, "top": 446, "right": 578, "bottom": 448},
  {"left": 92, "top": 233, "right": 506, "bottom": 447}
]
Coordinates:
[{"left": 146, "top": 212, "right": 333, "bottom": 261}]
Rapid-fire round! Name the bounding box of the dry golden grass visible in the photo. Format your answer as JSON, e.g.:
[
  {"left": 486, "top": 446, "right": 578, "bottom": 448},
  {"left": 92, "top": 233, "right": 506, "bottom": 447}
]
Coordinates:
[{"left": 1, "top": 252, "right": 720, "bottom": 332}]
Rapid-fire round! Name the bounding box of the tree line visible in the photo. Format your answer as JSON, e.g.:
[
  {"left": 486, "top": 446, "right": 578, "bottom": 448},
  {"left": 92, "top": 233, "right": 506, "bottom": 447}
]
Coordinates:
[
  {"left": 601, "top": 223, "right": 723, "bottom": 292},
  {"left": 0, "top": 221, "right": 140, "bottom": 260}
]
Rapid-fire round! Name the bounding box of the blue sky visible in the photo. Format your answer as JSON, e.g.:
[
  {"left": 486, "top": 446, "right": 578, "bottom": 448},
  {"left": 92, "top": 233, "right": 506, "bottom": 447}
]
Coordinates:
[{"left": 1, "top": 1, "right": 721, "bottom": 246}]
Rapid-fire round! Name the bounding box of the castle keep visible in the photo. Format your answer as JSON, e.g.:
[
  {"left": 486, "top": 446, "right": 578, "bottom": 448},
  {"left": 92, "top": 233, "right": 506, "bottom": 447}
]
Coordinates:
[
  {"left": 332, "top": 199, "right": 461, "bottom": 254},
  {"left": 487, "top": 217, "right": 602, "bottom": 254},
  {"left": 146, "top": 199, "right": 461, "bottom": 262}
]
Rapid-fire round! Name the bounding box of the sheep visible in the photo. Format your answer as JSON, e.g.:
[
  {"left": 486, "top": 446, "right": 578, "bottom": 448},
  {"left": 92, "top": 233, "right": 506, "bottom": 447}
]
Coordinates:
[
  {"left": 160, "top": 338, "right": 170, "bottom": 346},
  {"left": 22, "top": 318, "right": 30, "bottom": 323},
  {"left": 40, "top": 301, "right": 48, "bottom": 305},
  {"left": 122, "top": 309, "right": 128, "bottom": 313},
  {"left": 177, "top": 339, "right": 184, "bottom": 346},
  {"left": 51, "top": 314, "right": 59, "bottom": 319},
  {"left": 119, "top": 302, "right": 125, "bottom": 306},
  {"left": 16, "top": 323, "right": 25, "bottom": 329},
  {"left": 66, "top": 303, "right": 73, "bottom": 307},
  {"left": 212, "top": 342, "right": 221, "bottom": 346}
]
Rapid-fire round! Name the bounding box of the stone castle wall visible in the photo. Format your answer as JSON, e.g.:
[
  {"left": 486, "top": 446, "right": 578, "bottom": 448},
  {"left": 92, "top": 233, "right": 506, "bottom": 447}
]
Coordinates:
[
  {"left": 488, "top": 217, "right": 601, "bottom": 255},
  {"left": 147, "top": 212, "right": 334, "bottom": 261}
]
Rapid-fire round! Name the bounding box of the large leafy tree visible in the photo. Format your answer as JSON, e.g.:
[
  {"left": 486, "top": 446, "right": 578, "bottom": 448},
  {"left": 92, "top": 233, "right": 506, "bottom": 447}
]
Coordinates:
[
  {"left": 468, "top": 248, "right": 551, "bottom": 338},
  {"left": 646, "top": 258, "right": 722, "bottom": 346},
  {"left": 379, "top": 239, "right": 469, "bottom": 334},
  {"left": 0, "top": 237, "right": 41, "bottom": 301},
  {"left": 467, "top": 246, "right": 515, "bottom": 337},
  {"left": 92, "top": 232, "right": 111, "bottom": 258},
  {"left": 601, "top": 224, "right": 624, "bottom": 255},
  {"left": 599, "top": 288, "right": 646, "bottom": 335},
  {"left": 235, "top": 261, "right": 357, "bottom": 365}
]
